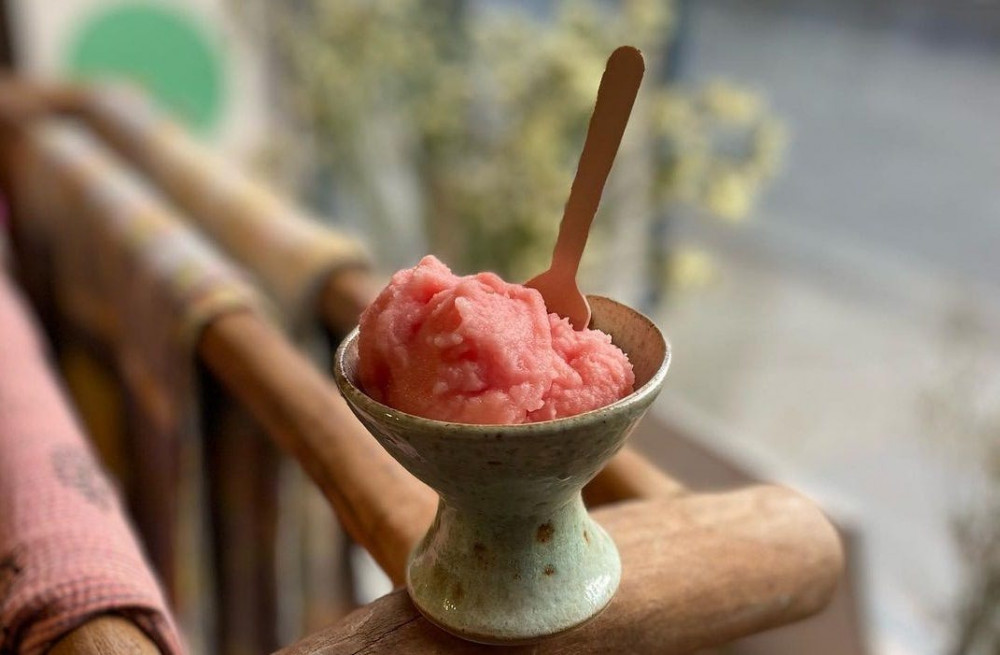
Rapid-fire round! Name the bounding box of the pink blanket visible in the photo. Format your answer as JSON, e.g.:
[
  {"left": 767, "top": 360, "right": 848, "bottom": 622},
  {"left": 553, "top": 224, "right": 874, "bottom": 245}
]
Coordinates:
[{"left": 0, "top": 272, "right": 183, "bottom": 654}]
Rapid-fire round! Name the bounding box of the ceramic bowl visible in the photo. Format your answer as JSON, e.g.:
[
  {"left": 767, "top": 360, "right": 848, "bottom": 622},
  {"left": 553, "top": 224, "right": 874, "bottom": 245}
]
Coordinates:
[{"left": 334, "top": 295, "right": 670, "bottom": 644}]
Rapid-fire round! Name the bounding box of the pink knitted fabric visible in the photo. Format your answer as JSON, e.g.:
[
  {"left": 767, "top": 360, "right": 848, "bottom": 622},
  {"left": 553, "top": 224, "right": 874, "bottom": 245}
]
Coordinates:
[{"left": 0, "top": 272, "right": 184, "bottom": 654}]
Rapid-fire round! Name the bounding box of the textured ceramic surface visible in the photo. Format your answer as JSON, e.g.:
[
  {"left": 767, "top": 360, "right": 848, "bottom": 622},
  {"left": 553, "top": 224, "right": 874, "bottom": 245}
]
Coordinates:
[{"left": 334, "top": 295, "right": 670, "bottom": 644}]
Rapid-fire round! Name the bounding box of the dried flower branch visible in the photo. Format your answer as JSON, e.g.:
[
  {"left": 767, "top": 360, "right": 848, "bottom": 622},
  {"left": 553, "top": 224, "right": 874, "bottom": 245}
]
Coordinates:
[{"left": 236, "top": 0, "right": 783, "bottom": 284}]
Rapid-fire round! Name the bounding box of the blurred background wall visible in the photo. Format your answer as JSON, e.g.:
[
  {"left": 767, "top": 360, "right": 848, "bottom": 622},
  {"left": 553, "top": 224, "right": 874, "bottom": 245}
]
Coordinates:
[
  {"left": 660, "top": 3, "right": 1000, "bottom": 655},
  {"left": 6, "top": 0, "right": 269, "bottom": 157}
]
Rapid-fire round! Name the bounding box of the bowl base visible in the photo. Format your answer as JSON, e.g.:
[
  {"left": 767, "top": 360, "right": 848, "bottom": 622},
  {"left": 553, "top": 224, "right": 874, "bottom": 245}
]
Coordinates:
[
  {"left": 411, "top": 590, "right": 612, "bottom": 646},
  {"left": 406, "top": 495, "right": 621, "bottom": 644}
]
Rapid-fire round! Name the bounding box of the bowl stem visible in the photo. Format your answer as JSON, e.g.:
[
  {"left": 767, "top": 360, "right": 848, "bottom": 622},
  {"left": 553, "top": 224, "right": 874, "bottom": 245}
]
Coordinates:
[{"left": 407, "top": 492, "right": 621, "bottom": 644}]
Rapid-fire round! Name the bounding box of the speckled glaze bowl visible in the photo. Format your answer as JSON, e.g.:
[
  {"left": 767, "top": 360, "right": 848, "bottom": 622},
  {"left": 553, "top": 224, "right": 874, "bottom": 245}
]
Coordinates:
[{"left": 334, "top": 295, "right": 670, "bottom": 644}]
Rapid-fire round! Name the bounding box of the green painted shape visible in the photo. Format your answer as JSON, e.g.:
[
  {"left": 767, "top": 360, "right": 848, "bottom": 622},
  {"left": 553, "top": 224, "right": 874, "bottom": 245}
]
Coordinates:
[{"left": 65, "top": 3, "right": 225, "bottom": 132}]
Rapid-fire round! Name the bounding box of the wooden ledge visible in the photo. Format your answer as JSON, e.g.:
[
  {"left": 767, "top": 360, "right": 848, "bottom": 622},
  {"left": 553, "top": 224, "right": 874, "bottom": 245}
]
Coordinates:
[{"left": 278, "top": 486, "right": 843, "bottom": 655}]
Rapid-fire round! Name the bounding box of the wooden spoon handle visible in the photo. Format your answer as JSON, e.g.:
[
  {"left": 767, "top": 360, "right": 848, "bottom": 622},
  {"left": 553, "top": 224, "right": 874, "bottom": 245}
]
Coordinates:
[{"left": 551, "top": 46, "right": 645, "bottom": 278}]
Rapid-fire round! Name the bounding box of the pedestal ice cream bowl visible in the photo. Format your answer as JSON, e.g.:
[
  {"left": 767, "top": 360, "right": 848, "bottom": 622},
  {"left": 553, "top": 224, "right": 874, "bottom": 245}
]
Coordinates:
[{"left": 334, "top": 295, "right": 670, "bottom": 644}]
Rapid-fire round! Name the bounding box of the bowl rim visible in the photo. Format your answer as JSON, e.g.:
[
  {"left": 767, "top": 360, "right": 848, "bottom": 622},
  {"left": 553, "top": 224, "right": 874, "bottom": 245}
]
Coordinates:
[{"left": 333, "top": 295, "right": 671, "bottom": 435}]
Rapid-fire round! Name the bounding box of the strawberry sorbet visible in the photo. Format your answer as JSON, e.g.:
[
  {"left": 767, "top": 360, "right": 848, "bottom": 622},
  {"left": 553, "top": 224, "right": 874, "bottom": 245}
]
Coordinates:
[{"left": 357, "top": 255, "right": 635, "bottom": 424}]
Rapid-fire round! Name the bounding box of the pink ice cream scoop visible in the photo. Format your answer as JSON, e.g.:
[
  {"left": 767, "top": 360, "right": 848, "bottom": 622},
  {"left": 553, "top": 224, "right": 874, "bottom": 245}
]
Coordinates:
[{"left": 357, "top": 255, "right": 634, "bottom": 424}]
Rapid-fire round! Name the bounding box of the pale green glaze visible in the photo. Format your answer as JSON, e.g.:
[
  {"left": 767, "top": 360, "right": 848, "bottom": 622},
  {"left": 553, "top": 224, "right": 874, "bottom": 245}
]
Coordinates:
[{"left": 334, "top": 296, "right": 670, "bottom": 644}]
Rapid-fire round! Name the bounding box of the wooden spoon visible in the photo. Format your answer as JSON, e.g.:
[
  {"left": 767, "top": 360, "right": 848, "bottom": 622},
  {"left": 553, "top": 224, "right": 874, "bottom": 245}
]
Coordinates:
[{"left": 525, "top": 45, "right": 645, "bottom": 329}]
